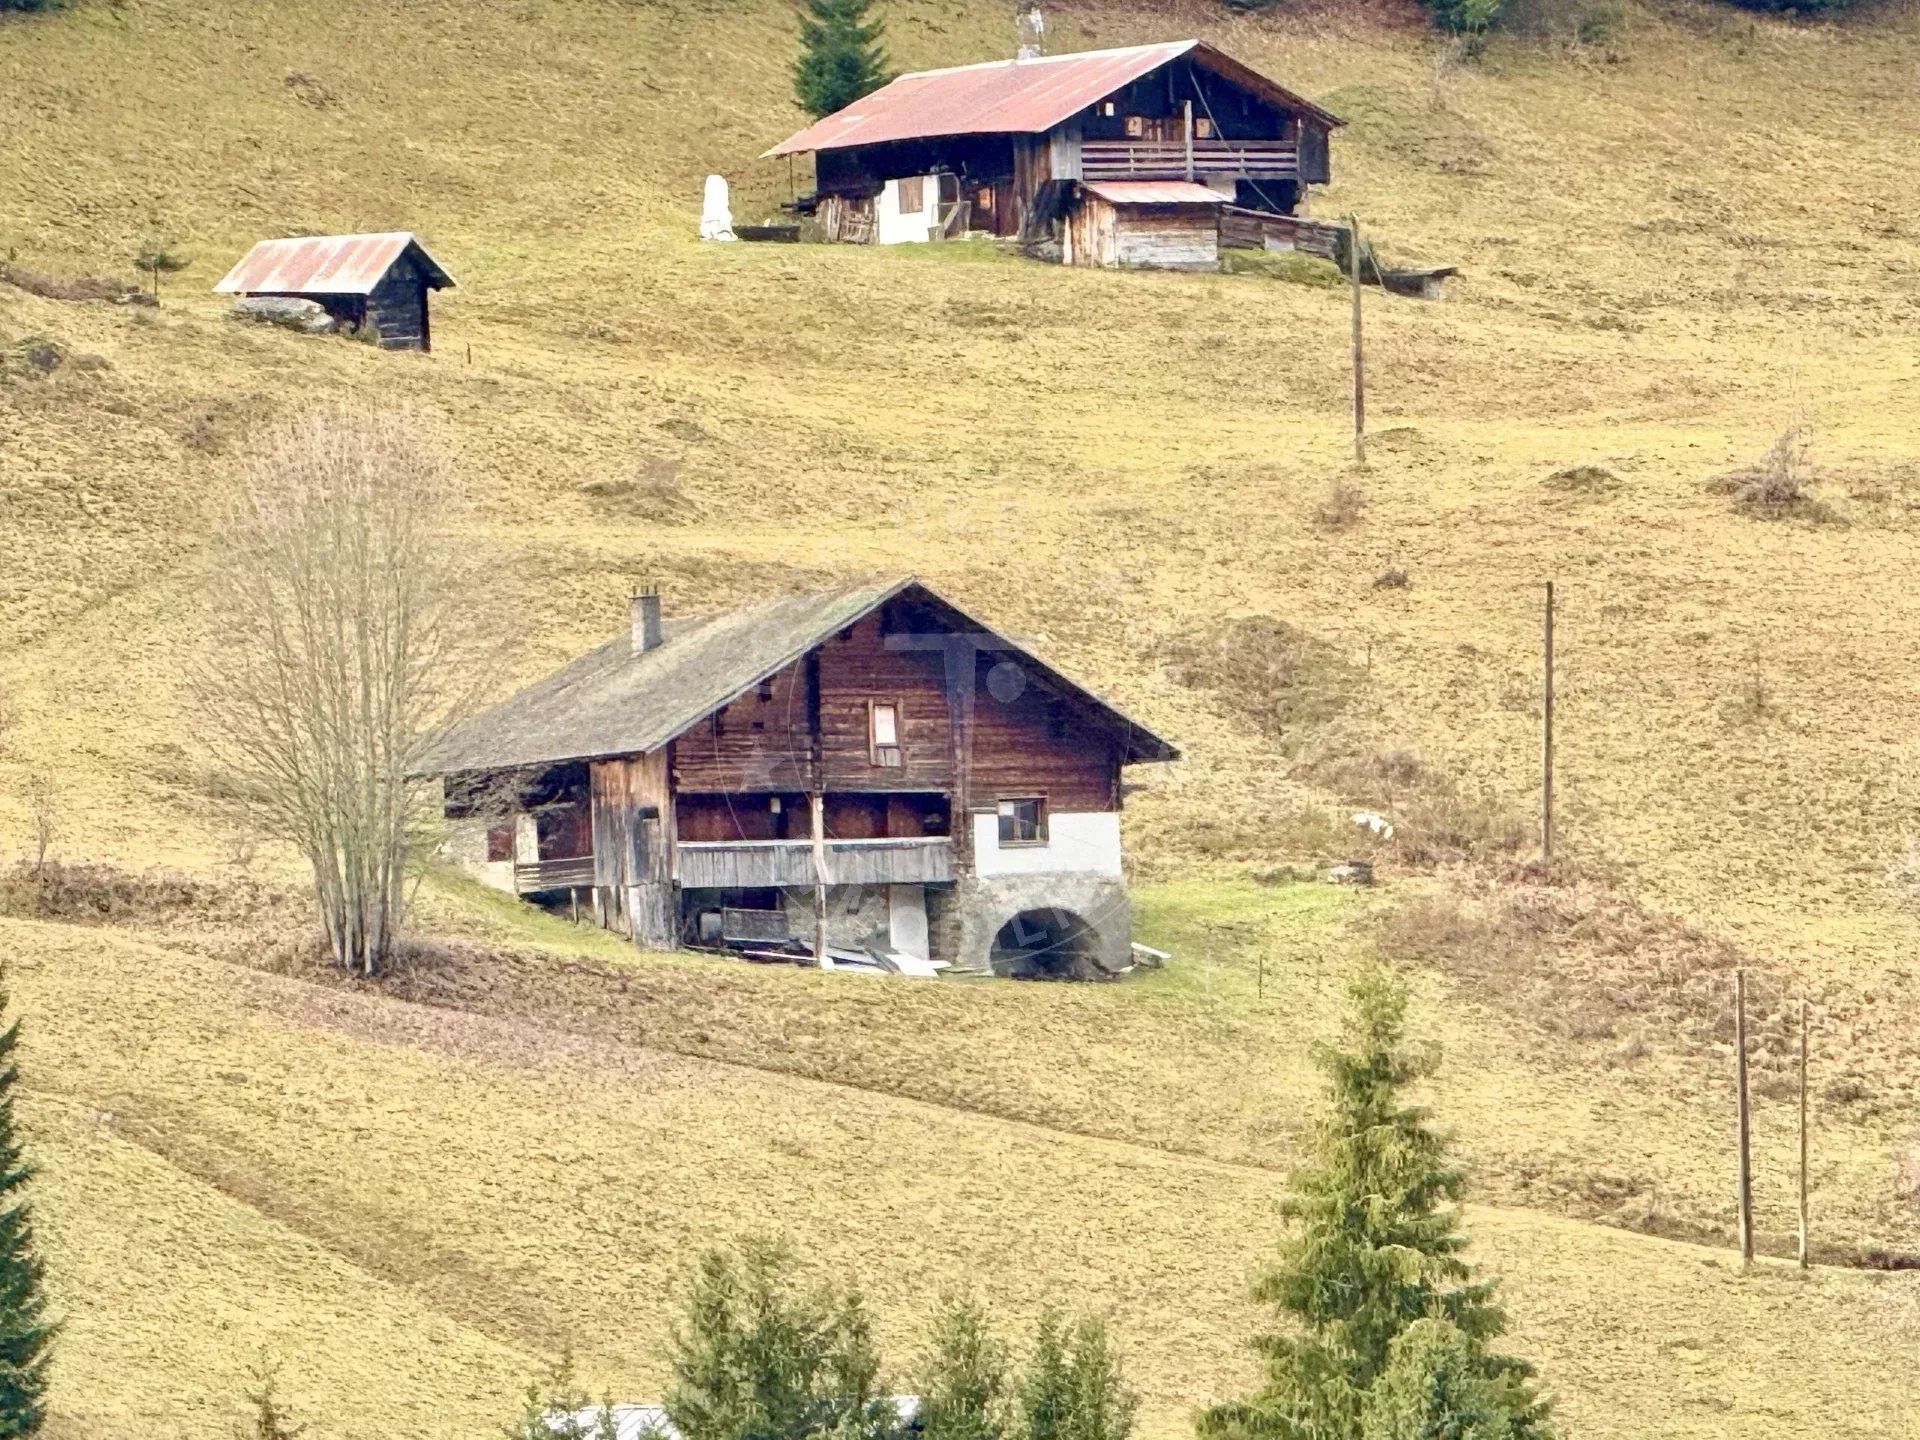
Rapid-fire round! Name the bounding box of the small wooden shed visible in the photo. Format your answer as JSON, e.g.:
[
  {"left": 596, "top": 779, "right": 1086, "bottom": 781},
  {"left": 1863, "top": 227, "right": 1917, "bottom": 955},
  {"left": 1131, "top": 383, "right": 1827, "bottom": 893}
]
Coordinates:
[
  {"left": 1064, "top": 180, "right": 1224, "bottom": 270},
  {"left": 213, "top": 232, "right": 454, "bottom": 352}
]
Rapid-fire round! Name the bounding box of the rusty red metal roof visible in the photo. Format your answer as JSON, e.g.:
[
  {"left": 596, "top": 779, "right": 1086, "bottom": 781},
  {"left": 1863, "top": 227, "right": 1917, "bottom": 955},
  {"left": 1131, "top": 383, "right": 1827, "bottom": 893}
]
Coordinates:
[
  {"left": 1082, "top": 180, "right": 1225, "bottom": 205},
  {"left": 213, "top": 232, "right": 455, "bottom": 296},
  {"left": 764, "top": 40, "right": 1341, "bottom": 157}
]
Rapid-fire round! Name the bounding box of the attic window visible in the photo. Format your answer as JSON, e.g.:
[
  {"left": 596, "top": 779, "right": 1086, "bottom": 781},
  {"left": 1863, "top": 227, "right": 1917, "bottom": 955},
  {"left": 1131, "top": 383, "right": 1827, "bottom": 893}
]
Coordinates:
[
  {"left": 1100, "top": 101, "right": 1116, "bottom": 117},
  {"left": 758, "top": 679, "right": 775, "bottom": 702},
  {"left": 870, "top": 702, "right": 903, "bottom": 767}
]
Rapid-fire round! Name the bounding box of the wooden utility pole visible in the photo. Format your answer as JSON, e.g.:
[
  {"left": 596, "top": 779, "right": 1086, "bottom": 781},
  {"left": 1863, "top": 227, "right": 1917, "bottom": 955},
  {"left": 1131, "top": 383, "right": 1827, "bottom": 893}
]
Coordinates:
[
  {"left": 1799, "top": 998, "right": 1811, "bottom": 1269},
  {"left": 1542, "top": 581, "right": 1556, "bottom": 869},
  {"left": 1735, "top": 968, "right": 1754, "bottom": 1266},
  {"left": 1349, "top": 215, "right": 1366, "bottom": 466},
  {"left": 811, "top": 792, "right": 829, "bottom": 966}
]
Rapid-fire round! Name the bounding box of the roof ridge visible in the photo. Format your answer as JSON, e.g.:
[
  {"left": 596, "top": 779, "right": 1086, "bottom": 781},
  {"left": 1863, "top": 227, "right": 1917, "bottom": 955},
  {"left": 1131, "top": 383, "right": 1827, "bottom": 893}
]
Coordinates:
[{"left": 893, "top": 38, "right": 1193, "bottom": 82}]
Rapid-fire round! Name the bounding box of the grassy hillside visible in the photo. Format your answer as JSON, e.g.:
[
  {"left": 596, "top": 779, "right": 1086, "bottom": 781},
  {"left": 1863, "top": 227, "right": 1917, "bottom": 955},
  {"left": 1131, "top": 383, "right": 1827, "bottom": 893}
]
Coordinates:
[
  {"left": 20, "top": 904, "right": 1920, "bottom": 1440},
  {"left": 8, "top": 0, "right": 1920, "bottom": 1432}
]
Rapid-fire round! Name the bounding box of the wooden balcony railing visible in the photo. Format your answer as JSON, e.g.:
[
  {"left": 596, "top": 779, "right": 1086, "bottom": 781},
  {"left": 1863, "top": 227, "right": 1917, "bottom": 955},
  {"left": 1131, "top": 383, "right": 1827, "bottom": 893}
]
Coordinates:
[
  {"left": 1080, "top": 138, "right": 1300, "bottom": 181},
  {"left": 676, "top": 837, "right": 955, "bottom": 890},
  {"left": 513, "top": 855, "right": 597, "bottom": 894}
]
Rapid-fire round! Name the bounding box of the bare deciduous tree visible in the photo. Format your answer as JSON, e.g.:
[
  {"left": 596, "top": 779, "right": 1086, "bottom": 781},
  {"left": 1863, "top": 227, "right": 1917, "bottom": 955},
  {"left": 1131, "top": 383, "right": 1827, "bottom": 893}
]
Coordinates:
[
  {"left": 198, "top": 407, "right": 486, "bottom": 976},
  {"left": 23, "top": 774, "right": 56, "bottom": 876}
]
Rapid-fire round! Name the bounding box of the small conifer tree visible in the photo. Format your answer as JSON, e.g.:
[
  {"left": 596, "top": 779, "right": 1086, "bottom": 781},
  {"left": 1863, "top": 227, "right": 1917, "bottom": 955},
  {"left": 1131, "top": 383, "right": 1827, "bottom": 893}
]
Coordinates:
[
  {"left": 502, "top": 1352, "right": 617, "bottom": 1440},
  {"left": 919, "top": 1295, "right": 1010, "bottom": 1440},
  {"left": 238, "top": 1351, "right": 305, "bottom": 1440},
  {"left": 793, "top": 0, "right": 890, "bottom": 119},
  {"left": 662, "top": 1238, "right": 897, "bottom": 1440},
  {"left": 0, "top": 983, "right": 51, "bottom": 1440},
  {"left": 1197, "top": 969, "right": 1549, "bottom": 1440},
  {"left": 1018, "top": 1310, "right": 1134, "bottom": 1440}
]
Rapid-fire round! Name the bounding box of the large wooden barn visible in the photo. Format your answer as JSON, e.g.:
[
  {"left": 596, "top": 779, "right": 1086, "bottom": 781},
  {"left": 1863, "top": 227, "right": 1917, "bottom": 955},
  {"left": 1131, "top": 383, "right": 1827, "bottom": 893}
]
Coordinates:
[
  {"left": 764, "top": 39, "right": 1343, "bottom": 270},
  {"left": 423, "top": 579, "right": 1178, "bottom": 979}
]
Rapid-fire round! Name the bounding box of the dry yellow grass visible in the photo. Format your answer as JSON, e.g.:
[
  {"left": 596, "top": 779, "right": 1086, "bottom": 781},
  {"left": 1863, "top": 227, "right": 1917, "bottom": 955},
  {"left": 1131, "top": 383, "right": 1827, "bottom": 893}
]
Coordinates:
[
  {"left": 8, "top": 0, "right": 1920, "bottom": 1429},
  {"left": 18, "top": 912, "right": 1920, "bottom": 1440}
]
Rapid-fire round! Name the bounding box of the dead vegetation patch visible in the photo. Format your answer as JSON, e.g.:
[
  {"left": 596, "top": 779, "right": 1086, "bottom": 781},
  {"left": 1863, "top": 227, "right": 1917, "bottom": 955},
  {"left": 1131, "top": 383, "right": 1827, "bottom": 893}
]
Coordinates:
[
  {"left": 579, "top": 455, "right": 689, "bottom": 520},
  {"left": 0, "top": 859, "right": 288, "bottom": 927},
  {"left": 1313, "top": 478, "right": 1369, "bottom": 530},
  {"left": 0, "top": 260, "right": 142, "bottom": 304},
  {"left": 1542, "top": 464, "right": 1620, "bottom": 497},
  {"left": 1375, "top": 869, "right": 1822, "bottom": 1077},
  {"left": 1711, "top": 426, "right": 1843, "bottom": 524},
  {"left": 1165, "top": 615, "right": 1361, "bottom": 752}
]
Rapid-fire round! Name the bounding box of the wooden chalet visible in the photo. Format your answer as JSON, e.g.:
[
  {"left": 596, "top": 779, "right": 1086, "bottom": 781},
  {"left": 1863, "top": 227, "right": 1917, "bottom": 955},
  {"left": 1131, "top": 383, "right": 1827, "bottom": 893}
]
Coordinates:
[
  {"left": 764, "top": 39, "right": 1343, "bottom": 271},
  {"left": 425, "top": 579, "right": 1178, "bottom": 978},
  {"left": 213, "top": 232, "right": 454, "bottom": 352}
]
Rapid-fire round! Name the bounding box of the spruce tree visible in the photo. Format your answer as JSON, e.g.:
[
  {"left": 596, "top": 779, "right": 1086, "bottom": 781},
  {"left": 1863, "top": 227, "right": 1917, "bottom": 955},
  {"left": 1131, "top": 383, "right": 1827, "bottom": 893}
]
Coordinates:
[
  {"left": 1018, "top": 1311, "right": 1134, "bottom": 1440},
  {"left": 919, "top": 1296, "right": 1010, "bottom": 1440},
  {"left": 1197, "top": 969, "right": 1549, "bottom": 1440},
  {"left": 0, "top": 986, "right": 51, "bottom": 1440},
  {"left": 793, "top": 0, "right": 891, "bottom": 119},
  {"left": 661, "top": 1239, "right": 896, "bottom": 1440}
]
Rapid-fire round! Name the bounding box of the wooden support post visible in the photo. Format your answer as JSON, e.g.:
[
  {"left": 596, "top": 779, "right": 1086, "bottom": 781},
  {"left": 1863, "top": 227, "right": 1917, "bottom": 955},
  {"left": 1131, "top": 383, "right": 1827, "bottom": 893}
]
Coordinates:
[
  {"left": 1799, "top": 997, "right": 1811, "bottom": 1269},
  {"left": 1735, "top": 968, "right": 1754, "bottom": 1266},
  {"left": 810, "top": 792, "right": 829, "bottom": 967},
  {"left": 1542, "top": 581, "right": 1555, "bottom": 869},
  {"left": 1183, "top": 99, "right": 1195, "bottom": 181},
  {"left": 570, "top": 887, "right": 580, "bottom": 925},
  {"left": 1349, "top": 214, "right": 1365, "bottom": 467}
]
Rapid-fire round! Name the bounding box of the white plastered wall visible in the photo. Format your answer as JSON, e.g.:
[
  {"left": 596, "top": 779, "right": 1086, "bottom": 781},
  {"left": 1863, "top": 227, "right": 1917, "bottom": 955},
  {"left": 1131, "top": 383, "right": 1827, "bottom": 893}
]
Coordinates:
[{"left": 970, "top": 811, "right": 1123, "bottom": 878}]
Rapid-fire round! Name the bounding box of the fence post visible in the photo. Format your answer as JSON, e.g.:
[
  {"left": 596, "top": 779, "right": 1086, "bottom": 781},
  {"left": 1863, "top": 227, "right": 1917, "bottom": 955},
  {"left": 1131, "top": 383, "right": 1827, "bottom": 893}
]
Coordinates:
[{"left": 1735, "top": 968, "right": 1754, "bottom": 1266}]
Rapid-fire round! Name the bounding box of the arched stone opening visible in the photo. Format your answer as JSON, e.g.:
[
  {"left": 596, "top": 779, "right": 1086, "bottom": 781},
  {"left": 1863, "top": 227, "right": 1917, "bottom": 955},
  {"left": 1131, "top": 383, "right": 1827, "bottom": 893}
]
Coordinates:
[{"left": 989, "top": 907, "right": 1099, "bottom": 980}]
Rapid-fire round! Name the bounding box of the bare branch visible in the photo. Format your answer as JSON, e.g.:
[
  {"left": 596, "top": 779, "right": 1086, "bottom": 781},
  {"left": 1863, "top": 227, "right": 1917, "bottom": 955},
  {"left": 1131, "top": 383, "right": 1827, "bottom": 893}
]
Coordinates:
[{"left": 195, "top": 406, "right": 495, "bottom": 975}]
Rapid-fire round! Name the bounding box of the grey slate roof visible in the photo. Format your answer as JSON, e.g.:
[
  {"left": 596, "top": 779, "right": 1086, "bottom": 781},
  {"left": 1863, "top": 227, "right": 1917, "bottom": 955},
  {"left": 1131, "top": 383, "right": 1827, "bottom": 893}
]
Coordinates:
[{"left": 421, "top": 577, "right": 1178, "bottom": 775}]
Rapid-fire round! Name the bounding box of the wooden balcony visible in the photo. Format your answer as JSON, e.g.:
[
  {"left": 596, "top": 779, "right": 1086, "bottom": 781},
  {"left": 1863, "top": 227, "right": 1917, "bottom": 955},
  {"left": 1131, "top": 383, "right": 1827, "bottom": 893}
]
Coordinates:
[
  {"left": 1080, "top": 138, "right": 1299, "bottom": 182},
  {"left": 513, "top": 855, "right": 596, "bottom": 894},
  {"left": 676, "top": 838, "right": 955, "bottom": 890}
]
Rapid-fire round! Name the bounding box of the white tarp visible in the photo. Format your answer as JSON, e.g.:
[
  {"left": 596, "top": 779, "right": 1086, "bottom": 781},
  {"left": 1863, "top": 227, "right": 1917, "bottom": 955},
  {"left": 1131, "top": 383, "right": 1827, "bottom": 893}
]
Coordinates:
[{"left": 700, "top": 175, "right": 736, "bottom": 241}]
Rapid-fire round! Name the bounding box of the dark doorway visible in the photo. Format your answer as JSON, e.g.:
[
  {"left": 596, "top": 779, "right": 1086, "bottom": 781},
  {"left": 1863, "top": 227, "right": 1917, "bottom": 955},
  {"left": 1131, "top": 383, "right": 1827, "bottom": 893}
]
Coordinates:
[{"left": 990, "top": 907, "right": 1097, "bottom": 980}]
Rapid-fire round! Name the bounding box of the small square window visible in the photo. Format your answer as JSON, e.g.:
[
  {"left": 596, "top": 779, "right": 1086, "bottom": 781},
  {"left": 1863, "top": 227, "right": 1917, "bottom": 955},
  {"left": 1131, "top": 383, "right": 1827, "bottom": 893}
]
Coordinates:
[
  {"left": 1194, "top": 116, "right": 1214, "bottom": 139},
  {"left": 997, "top": 798, "right": 1047, "bottom": 846},
  {"left": 870, "top": 702, "right": 903, "bottom": 767},
  {"left": 758, "top": 679, "right": 775, "bottom": 702},
  {"left": 486, "top": 825, "right": 514, "bottom": 863},
  {"left": 1101, "top": 101, "right": 1116, "bottom": 117},
  {"left": 1123, "top": 115, "right": 1145, "bottom": 138}
]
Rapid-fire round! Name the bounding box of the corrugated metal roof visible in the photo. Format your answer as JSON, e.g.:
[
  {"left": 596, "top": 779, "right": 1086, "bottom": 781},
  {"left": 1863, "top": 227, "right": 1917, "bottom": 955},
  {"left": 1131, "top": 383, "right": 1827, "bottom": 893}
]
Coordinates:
[
  {"left": 1083, "top": 180, "right": 1225, "bottom": 205},
  {"left": 420, "top": 578, "right": 1179, "bottom": 775},
  {"left": 212, "top": 232, "right": 455, "bottom": 296},
  {"left": 764, "top": 40, "right": 1341, "bottom": 157}
]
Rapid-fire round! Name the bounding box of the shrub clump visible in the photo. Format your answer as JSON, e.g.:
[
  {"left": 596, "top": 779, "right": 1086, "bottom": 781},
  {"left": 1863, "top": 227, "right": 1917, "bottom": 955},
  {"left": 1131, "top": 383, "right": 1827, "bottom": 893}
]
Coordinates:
[{"left": 1712, "top": 426, "right": 1842, "bottom": 524}]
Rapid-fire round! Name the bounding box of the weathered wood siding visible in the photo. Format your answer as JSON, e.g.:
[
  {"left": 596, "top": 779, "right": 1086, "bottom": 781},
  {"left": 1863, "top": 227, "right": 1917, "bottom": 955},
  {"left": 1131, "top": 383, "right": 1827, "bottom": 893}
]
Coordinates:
[
  {"left": 1066, "top": 196, "right": 1220, "bottom": 271},
  {"left": 366, "top": 255, "right": 431, "bottom": 351},
  {"left": 669, "top": 601, "right": 1124, "bottom": 815},
  {"left": 590, "top": 750, "right": 676, "bottom": 947}
]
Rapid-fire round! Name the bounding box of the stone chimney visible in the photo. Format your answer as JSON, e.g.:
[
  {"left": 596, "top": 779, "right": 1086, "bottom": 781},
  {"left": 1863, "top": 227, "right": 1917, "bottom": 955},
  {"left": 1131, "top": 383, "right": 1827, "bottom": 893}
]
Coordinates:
[{"left": 631, "top": 587, "right": 663, "bottom": 654}]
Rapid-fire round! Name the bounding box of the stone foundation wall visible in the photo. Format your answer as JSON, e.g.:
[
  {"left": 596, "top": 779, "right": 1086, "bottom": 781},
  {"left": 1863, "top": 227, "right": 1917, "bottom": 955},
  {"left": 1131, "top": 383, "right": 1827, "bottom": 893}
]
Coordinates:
[{"left": 951, "top": 872, "right": 1132, "bottom": 976}]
